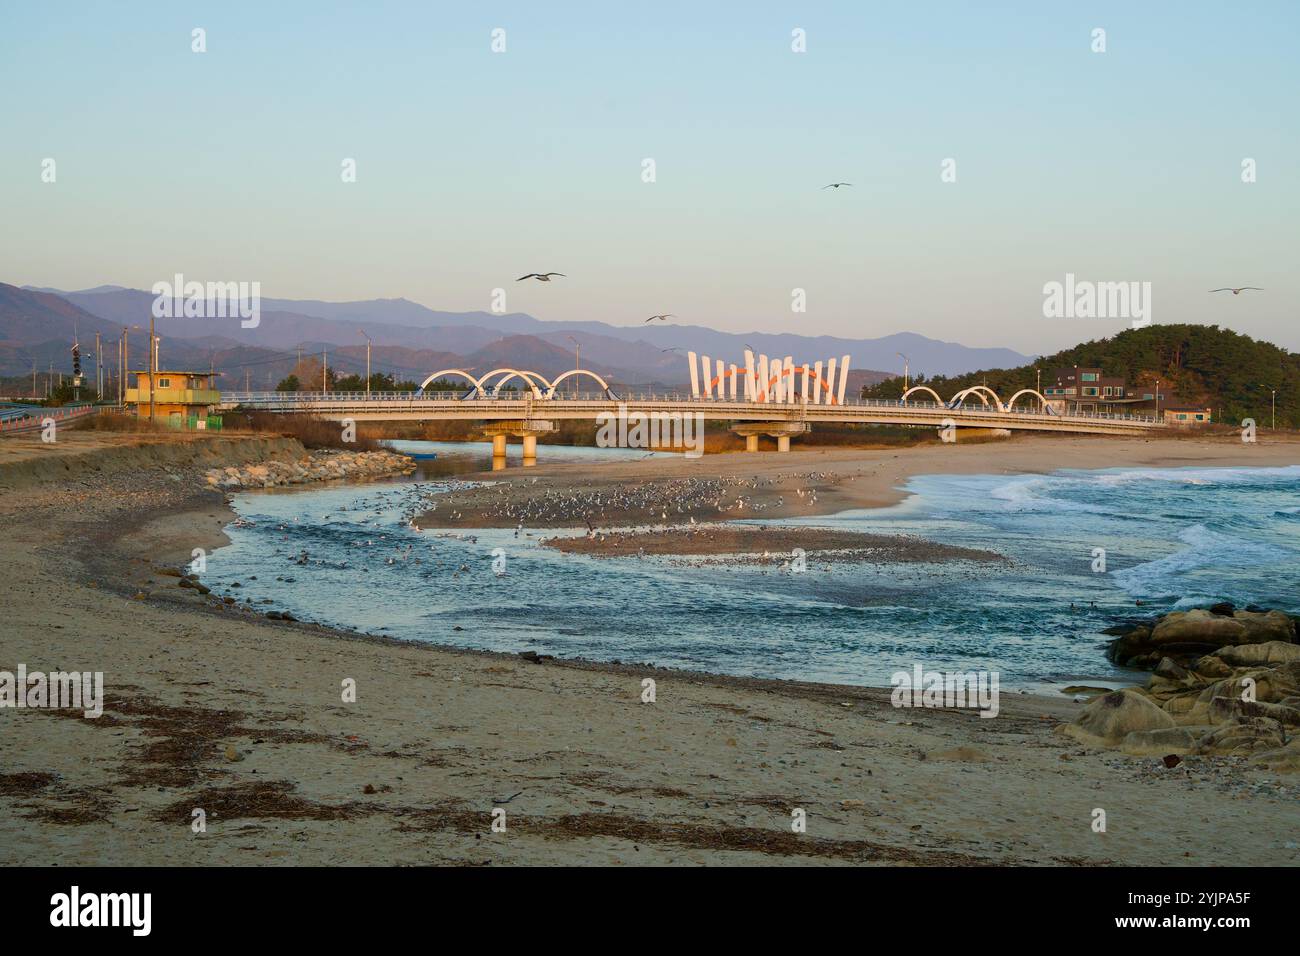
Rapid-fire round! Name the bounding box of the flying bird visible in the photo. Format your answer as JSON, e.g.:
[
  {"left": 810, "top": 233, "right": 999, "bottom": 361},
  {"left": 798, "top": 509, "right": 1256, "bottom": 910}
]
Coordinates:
[
  {"left": 516, "top": 273, "right": 565, "bottom": 282},
  {"left": 822, "top": 182, "right": 853, "bottom": 189},
  {"left": 645, "top": 314, "right": 675, "bottom": 323},
  {"left": 1208, "top": 287, "right": 1263, "bottom": 295}
]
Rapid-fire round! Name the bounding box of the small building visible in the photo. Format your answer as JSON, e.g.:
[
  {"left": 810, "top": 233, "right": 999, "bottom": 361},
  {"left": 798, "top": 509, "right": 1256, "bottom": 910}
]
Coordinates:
[
  {"left": 1163, "top": 405, "right": 1213, "bottom": 425},
  {"left": 125, "top": 370, "right": 222, "bottom": 428},
  {"left": 1042, "top": 366, "right": 1135, "bottom": 414}
]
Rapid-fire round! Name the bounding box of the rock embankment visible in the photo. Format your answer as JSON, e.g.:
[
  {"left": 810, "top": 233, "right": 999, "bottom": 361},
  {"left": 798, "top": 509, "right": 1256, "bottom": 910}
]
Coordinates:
[
  {"left": 204, "top": 448, "right": 415, "bottom": 490},
  {"left": 1063, "top": 605, "right": 1300, "bottom": 769},
  {"left": 1106, "top": 604, "right": 1296, "bottom": 669}
]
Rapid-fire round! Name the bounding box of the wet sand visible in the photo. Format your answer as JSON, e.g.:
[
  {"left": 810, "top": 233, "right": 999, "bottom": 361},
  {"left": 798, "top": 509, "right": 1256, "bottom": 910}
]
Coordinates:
[
  {"left": 545, "top": 525, "right": 1006, "bottom": 563},
  {"left": 2, "top": 431, "right": 1299, "bottom": 865}
]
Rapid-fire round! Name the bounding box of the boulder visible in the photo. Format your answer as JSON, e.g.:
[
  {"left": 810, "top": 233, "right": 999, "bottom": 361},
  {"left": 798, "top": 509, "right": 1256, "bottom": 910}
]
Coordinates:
[
  {"left": 1192, "top": 655, "right": 1234, "bottom": 679},
  {"left": 1110, "top": 609, "right": 1296, "bottom": 669},
  {"left": 1150, "top": 610, "right": 1248, "bottom": 648},
  {"left": 1212, "top": 641, "right": 1300, "bottom": 668},
  {"left": 1119, "top": 726, "right": 1209, "bottom": 756},
  {"left": 1196, "top": 717, "right": 1286, "bottom": 756},
  {"left": 1061, "top": 689, "right": 1175, "bottom": 747},
  {"left": 1210, "top": 694, "right": 1300, "bottom": 727},
  {"left": 1248, "top": 739, "right": 1300, "bottom": 773}
]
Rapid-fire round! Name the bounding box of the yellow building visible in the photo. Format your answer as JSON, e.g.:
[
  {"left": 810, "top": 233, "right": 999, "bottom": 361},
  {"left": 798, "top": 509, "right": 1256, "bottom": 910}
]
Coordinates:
[
  {"left": 125, "top": 370, "right": 222, "bottom": 428},
  {"left": 1163, "top": 405, "right": 1212, "bottom": 425}
]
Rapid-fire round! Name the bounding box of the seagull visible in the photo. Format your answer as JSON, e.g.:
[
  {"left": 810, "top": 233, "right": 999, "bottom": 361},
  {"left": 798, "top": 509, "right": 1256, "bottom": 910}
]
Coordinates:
[
  {"left": 645, "top": 314, "right": 675, "bottom": 323},
  {"left": 1208, "top": 287, "right": 1263, "bottom": 295},
  {"left": 822, "top": 182, "right": 853, "bottom": 189},
  {"left": 517, "top": 273, "right": 565, "bottom": 282}
]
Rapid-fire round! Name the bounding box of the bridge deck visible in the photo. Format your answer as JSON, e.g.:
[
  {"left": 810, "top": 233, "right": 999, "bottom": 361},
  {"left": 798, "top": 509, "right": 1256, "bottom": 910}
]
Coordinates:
[{"left": 220, "top": 392, "right": 1165, "bottom": 436}]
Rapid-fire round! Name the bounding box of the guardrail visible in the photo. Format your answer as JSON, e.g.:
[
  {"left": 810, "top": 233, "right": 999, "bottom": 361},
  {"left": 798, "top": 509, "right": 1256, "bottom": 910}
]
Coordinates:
[{"left": 0, "top": 404, "right": 114, "bottom": 434}]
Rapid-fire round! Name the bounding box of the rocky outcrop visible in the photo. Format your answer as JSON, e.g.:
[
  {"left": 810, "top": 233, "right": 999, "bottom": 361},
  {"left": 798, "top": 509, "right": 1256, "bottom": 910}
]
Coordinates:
[
  {"left": 1063, "top": 636, "right": 1300, "bottom": 767},
  {"left": 1060, "top": 689, "right": 1174, "bottom": 747},
  {"left": 1107, "top": 605, "right": 1296, "bottom": 669},
  {"left": 204, "top": 449, "right": 415, "bottom": 490}
]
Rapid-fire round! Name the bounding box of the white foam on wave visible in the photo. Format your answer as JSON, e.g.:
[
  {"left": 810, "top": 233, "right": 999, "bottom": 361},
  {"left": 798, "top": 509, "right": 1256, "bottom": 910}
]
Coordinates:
[
  {"left": 1085, "top": 465, "right": 1300, "bottom": 488},
  {"left": 986, "top": 474, "right": 1114, "bottom": 516},
  {"left": 1111, "top": 523, "right": 1292, "bottom": 599}
]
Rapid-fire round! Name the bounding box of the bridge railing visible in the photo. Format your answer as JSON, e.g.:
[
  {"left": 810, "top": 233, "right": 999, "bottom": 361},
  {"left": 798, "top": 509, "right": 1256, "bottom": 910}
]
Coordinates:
[
  {"left": 219, "top": 391, "right": 1161, "bottom": 425},
  {"left": 0, "top": 403, "right": 114, "bottom": 434}
]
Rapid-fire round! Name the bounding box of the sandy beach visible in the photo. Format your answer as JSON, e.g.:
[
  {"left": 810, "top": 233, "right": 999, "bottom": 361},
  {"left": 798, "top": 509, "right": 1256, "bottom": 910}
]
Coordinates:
[{"left": 3, "top": 431, "right": 1299, "bottom": 865}]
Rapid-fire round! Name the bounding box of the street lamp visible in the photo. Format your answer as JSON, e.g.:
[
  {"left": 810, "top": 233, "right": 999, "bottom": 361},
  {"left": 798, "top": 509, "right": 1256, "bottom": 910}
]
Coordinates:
[
  {"left": 896, "top": 352, "right": 909, "bottom": 391},
  {"left": 567, "top": 336, "right": 581, "bottom": 397},
  {"left": 359, "top": 330, "right": 372, "bottom": 399},
  {"left": 1260, "top": 384, "right": 1277, "bottom": 430}
]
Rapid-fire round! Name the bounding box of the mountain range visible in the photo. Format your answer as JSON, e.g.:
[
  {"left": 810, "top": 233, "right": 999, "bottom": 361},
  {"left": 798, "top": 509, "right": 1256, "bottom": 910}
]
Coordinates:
[{"left": 2, "top": 282, "right": 1033, "bottom": 391}]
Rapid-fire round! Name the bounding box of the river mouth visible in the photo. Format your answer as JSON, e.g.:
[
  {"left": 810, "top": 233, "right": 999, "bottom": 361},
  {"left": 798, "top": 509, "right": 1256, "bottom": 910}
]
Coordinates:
[{"left": 198, "top": 446, "right": 1300, "bottom": 693}]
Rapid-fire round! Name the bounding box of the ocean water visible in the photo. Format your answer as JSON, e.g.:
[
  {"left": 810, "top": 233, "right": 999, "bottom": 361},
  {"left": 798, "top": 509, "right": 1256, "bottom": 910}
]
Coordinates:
[{"left": 200, "top": 446, "right": 1300, "bottom": 691}]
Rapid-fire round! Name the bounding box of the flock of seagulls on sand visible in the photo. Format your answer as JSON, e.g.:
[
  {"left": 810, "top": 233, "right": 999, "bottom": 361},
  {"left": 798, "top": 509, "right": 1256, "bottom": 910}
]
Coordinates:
[{"left": 412, "top": 472, "right": 841, "bottom": 535}]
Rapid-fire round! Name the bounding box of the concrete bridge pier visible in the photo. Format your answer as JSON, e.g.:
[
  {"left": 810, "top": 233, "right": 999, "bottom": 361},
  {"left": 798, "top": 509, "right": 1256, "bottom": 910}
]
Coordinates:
[
  {"left": 480, "top": 420, "right": 556, "bottom": 467},
  {"left": 730, "top": 421, "right": 811, "bottom": 452}
]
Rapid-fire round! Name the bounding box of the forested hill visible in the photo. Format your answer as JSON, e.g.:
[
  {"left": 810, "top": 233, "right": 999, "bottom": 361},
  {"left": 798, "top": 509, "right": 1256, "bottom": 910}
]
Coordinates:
[{"left": 862, "top": 325, "right": 1299, "bottom": 428}]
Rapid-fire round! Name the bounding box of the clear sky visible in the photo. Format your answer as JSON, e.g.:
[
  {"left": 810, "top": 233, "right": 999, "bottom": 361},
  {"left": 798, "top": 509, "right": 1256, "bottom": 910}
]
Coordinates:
[{"left": 2, "top": 1, "right": 1296, "bottom": 353}]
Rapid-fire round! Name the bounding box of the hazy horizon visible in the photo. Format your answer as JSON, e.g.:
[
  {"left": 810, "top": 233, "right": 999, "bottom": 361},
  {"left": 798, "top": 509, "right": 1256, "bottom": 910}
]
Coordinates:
[{"left": 3, "top": 1, "right": 1296, "bottom": 354}]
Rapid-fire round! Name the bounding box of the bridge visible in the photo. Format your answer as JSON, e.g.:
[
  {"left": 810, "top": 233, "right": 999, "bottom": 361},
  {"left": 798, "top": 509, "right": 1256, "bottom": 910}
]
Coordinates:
[{"left": 220, "top": 365, "right": 1165, "bottom": 461}]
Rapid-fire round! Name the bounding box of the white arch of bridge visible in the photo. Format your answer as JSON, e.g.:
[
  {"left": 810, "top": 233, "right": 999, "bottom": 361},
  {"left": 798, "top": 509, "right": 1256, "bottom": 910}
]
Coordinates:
[
  {"left": 900, "top": 385, "right": 944, "bottom": 405},
  {"left": 546, "top": 368, "right": 618, "bottom": 399},
  {"left": 1004, "top": 388, "right": 1053, "bottom": 413},
  {"left": 417, "top": 368, "right": 483, "bottom": 396},
  {"left": 479, "top": 367, "right": 550, "bottom": 399},
  {"left": 950, "top": 385, "right": 1005, "bottom": 411}
]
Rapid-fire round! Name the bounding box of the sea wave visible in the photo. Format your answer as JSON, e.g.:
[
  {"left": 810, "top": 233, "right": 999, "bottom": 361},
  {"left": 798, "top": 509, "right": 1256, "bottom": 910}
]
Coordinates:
[{"left": 1111, "top": 523, "right": 1293, "bottom": 600}]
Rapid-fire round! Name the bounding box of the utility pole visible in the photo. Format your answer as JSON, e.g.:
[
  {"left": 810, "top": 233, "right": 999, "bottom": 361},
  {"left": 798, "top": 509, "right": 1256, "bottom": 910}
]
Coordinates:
[
  {"left": 359, "top": 330, "right": 372, "bottom": 399},
  {"left": 148, "top": 312, "right": 156, "bottom": 422},
  {"left": 95, "top": 332, "right": 102, "bottom": 400},
  {"left": 897, "top": 352, "right": 909, "bottom": 391},
  {"left": 322, "top": 349, "right": 328, "bottom": 393},
  {"left": 31, "top": 361, "right": 36, "bottom": 399}
]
